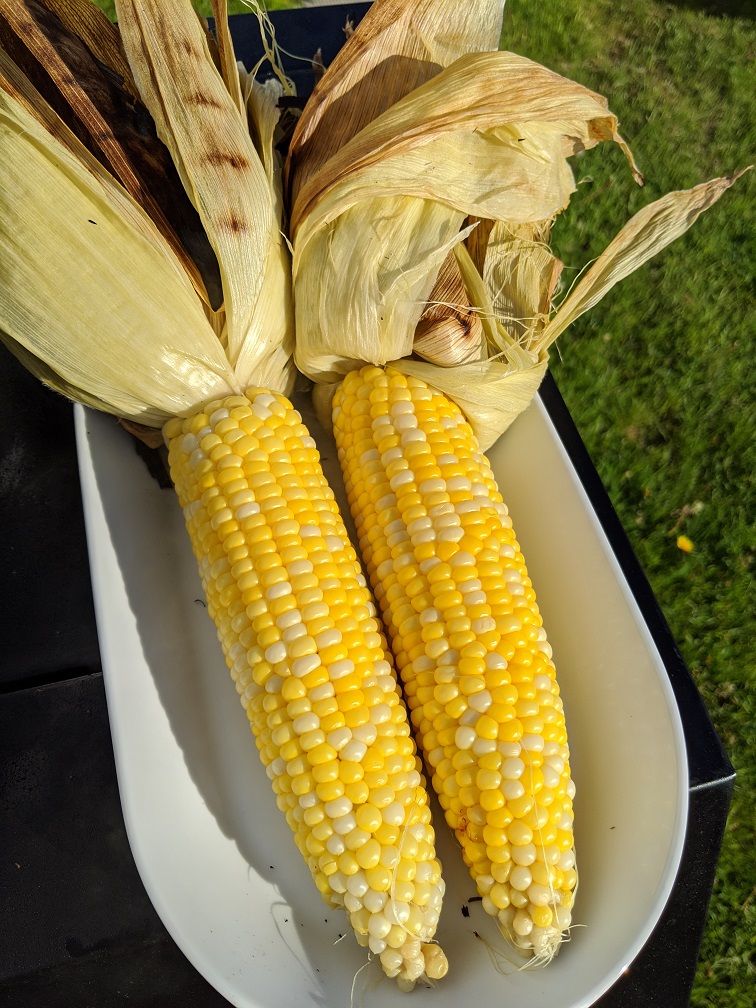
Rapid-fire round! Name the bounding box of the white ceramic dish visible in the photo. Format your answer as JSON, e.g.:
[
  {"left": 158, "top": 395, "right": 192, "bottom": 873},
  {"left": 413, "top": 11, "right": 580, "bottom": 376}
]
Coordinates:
[{"left": 75, "top": 393, "right": 688, "bottom": 1008}]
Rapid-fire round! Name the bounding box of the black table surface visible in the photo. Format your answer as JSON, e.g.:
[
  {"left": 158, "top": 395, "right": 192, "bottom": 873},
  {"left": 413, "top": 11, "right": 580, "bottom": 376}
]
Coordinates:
[{"left": 0, "top": 5, "right": 734, "bottom": 1006}]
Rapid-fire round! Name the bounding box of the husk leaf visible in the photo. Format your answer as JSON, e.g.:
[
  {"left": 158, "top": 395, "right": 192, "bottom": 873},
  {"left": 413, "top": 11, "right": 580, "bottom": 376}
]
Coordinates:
[
  {"left": 0, "top": 0, "right": 218, "bottom": 306},
  {"left": 209, "top": 0, "right": 244, "bottom": 116},
  {"left": 290, "top": 50, "right": 639, "bottom": 239},
  {"left": 0, "top": 87, "right": 237, "bottom": 426},
  {"left": 286, "top": 0, "right": 509, "bottom": 386},
  {"left": 535, "top": 170, "right": 750, "bottom": 353},
  {"left": 286, "top": 0, "right": 506, "bottom": 205},
  {"left": 292, "top": 50, "right": 637, "bottom": 389},
  {"left": 294, "top": 198, "right": 474, "bottom": 384},
  {"left": 0, "top": 53, "right": 171, "bottom": 259},
  {"left": 401, "top": 174, "right": 748, "bottom": 448},
  {"left": 114, "top": 0, "right": 293, "bottom": 394},
  {"left": 34, "top": 0, "right": 139, "bottom": 100},
  {"left": 241, "top": 71, "right": 287, "bottom": 213}
]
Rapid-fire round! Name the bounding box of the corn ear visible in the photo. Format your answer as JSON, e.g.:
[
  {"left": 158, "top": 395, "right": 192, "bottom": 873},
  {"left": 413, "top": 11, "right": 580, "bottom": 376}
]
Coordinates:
[
  {"left": 287, "top": 0, "right": 749, "bottom": 968},
  {"left": 1, "top": 0, "right": 452, "bottom": 984},
  {"left": 332, "top": 364, "right": 577, "bottom": 960},
  {"left": 165, "top": 388, "right": 448, "bottom": 988}
]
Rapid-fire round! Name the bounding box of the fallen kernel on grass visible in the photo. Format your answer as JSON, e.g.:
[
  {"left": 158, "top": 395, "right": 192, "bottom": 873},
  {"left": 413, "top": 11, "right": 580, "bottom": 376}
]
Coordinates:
[{"left": 676, "top": 535, "right": 694, "bottom": 553}]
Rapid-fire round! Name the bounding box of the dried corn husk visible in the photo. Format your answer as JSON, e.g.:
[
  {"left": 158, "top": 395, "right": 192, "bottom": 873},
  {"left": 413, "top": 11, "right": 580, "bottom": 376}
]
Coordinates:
[
  {"left": 27, "top": 0, "right": 139, "bottom": 100},
  {"left": 286, "top": 0, "right": 506, "bottom": 204},
  {"left": 208, "top": 0, "right": 244, "bottom": 116},
  {"left": 0, "top": 0, "right": 220, "bottom": 306},
  {"left": 413, "top": 246, "right": 487, "bottom": 366},
  {"left": 114, "top": 0, "right": 293, "bottom": 393},
  {"left": 532, "top": 172, "right": 751, "bottom": 354},
  {"left": 290, "top": 51, "right": 638, "bottom": 240},
  {"left": 0, "top": 87, "right": 236, "bottom": 425},
  {"left": 286, "top": 0, "right": 507, "bottom": 380},
  {"left": 0, "top": 0, "right": 293, "bottom": 427},
  {"left": 291, "top": 49, "right": 637, "bottom": 398},
  {"left": 290, "top": 0, "right": 745, "bottom": 449},
  {"left": 395, "top": 171, "right": 748, "bottom": 448}
]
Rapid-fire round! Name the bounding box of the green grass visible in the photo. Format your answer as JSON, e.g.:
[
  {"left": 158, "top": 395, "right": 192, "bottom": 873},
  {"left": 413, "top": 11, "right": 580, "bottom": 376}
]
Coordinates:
[
  {"left": 91, "top": 1, "right": 755, "bottom": 1002},
  {"left": 504, "top": 2, "right": 755, "bottom": 1004}
]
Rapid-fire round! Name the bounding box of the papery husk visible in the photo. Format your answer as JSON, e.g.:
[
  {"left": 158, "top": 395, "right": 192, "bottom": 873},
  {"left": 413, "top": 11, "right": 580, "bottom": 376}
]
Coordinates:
[
  {"left": 413, "top": 246, "right": 486, "bottom": 366},
  {"left": 286, "top": 0, "right": 506, "bottom": 204},
  {"left": 291, "top": 51, "right": 638, "bottom": 239},
  {"left": 35, "top": 0, "right": 139, "bottom": 100},
  {"left": 292, "top": 50, "right": 637, "bottom": 390},
  {"left": 0, "top": 87, "right": 238, "bottom": 426},
  {"left": 295, "top": 199, "right": 475, "bottom": 383},
  {"left": 404, "top": 172, "right": 748, "bottom": 449},
  {"left": 288, "top": 0, "right": 507, "bottom": 386},
  {"left": 208, "top": 0, "right": 244, "bottom": 116},
  {"left": 240, "top": 71, "right": 287, "bottom": 211},
  {"left": 0, "top": 0, "right": 219, "bottom": 307},
  {"left": 533, "top": 171, "right": 750, "bottom": 354},
  {"left": 312, "top": 173, "right": 746, "bottom": 449},
  {"left": 1, "top": 0, "right": 297, "bottom": 426},
  {"left": 114, "top": 0, "right": 294, "bottom": 396}
]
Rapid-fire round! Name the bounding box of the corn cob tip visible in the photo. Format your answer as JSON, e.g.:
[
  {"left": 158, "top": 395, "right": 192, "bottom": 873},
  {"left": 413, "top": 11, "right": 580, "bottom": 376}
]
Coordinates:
[
  {"left": 500, "top": 917, "right": 570, "bottom": 965},
  {"left": 392, "top": 940, "right": 448, "bottom": 991},
  {"left": 359, "top": 884, "right": 448, "bottom": 989}
]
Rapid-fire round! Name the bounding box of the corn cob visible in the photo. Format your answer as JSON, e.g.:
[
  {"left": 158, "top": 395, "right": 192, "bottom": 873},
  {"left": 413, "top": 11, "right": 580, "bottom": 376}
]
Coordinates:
[
  {"left": 164, "top": 388, "right": 447, "bottom": 988},
  {"left": 332, "top": 364, "right": 577, "bottom": 960}
]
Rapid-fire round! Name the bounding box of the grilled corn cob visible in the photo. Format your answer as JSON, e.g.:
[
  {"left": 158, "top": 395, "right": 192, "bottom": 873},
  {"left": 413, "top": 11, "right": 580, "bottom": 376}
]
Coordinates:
[
  {"left": 333, "top": 365, "right": 577, "bottom": 959},
  {"left": 164, "top": 388, "right": 447, "bottom": 987}
]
